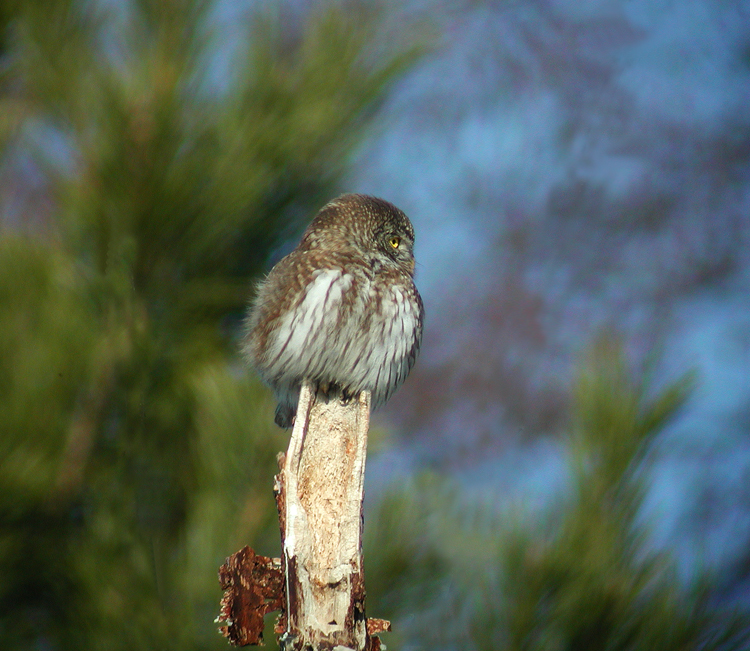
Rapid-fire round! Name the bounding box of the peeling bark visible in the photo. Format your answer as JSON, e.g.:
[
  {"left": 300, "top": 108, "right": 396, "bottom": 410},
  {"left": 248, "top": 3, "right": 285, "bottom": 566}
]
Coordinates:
[
  {"left": 217, "top": 547, "right": 284, "bottom": 645},
  {"left": 218, "top": 382, "right": 389, "bottom": 649}
]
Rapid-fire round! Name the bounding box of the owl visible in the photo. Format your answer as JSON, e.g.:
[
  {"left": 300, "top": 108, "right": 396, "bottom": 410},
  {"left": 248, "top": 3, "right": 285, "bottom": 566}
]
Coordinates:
[{"left": 243, "top": 193, "right": 424, "bottom": 428}]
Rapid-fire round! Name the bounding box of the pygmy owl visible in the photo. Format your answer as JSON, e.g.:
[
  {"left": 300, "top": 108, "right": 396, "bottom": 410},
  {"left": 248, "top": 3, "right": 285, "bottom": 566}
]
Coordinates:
[{"left": 243, "top": 193, "right": 424, "bottom": 428}]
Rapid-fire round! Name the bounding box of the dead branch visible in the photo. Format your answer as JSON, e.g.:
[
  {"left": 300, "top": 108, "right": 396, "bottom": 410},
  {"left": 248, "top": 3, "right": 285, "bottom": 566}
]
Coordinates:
[{"left": 218, "top": 382, "right": 389, "bottom": 650}]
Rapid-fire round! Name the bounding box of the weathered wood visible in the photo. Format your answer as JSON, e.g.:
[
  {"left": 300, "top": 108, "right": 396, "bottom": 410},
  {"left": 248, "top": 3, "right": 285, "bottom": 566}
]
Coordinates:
[
  {"left": 279, "top": 382, "right": 372, "bottom": 651},
  {"left": 217, "top": 381, "right": 389, "bottom": 649}
]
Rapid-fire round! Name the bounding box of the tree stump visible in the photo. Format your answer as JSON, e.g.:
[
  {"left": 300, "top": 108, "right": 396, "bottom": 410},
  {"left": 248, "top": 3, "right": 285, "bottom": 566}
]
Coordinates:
[{"left": 218, "top": 382, "right": 390, "bottom": 650}]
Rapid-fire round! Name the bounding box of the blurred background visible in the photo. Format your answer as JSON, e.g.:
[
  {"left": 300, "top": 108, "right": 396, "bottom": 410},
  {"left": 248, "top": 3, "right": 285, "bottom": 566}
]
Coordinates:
[{"left": 1, "top": 0, "right": 749, "bottom": 649}]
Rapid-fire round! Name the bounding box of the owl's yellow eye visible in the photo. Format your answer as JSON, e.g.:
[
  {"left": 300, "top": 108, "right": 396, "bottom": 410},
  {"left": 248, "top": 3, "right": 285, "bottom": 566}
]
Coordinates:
[{"left": 389, "top": 236, "right": 401, "bottom": 249}]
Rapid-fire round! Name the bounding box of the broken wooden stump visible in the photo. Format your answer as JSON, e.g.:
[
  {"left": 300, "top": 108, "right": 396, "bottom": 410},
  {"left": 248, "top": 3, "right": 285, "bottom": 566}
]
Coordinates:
[{"left": 218, "top": 382, "right": 389, "bottom": 650}]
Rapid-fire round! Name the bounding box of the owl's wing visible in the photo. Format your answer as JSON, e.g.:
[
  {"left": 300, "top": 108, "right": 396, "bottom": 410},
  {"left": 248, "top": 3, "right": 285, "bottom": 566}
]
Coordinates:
[{"left": 263, "top": 268, "right": 352, "bottom": 382}]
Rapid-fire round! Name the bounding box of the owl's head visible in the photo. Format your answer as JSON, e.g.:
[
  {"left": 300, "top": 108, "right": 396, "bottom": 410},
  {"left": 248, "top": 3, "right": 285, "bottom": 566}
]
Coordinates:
[{"left": 302, "top": 194, "right": 416, "bottom": 274}]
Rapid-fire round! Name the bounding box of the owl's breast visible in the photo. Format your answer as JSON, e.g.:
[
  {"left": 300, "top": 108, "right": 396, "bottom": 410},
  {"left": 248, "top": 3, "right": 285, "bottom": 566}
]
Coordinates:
[{"left": 252, "top": 263, "right": 422, "bottom": 406}]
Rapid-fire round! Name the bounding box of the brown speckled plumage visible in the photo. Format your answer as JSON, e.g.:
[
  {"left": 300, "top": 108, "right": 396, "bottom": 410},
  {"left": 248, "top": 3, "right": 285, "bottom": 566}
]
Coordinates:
[{"left": 243, "top": 194, "right": 424, "bottom": 427}]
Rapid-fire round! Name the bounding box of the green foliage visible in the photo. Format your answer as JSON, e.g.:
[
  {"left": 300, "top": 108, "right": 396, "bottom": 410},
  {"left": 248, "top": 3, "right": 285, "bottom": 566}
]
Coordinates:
[
  {"left": 478, "top": 342, "right": 736, "bottom": 651},
  {"left": 0, "top": 1, "right": 422, "bottom": 649},
  {"left": 364, "top": 341, "right": 749, "bottom": 651},
  {"left": 0, "top": 237, "right": 99, "bottom": 648},
  {"left": 366, "top": 474, "right": 452, "bottom": 611}
]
